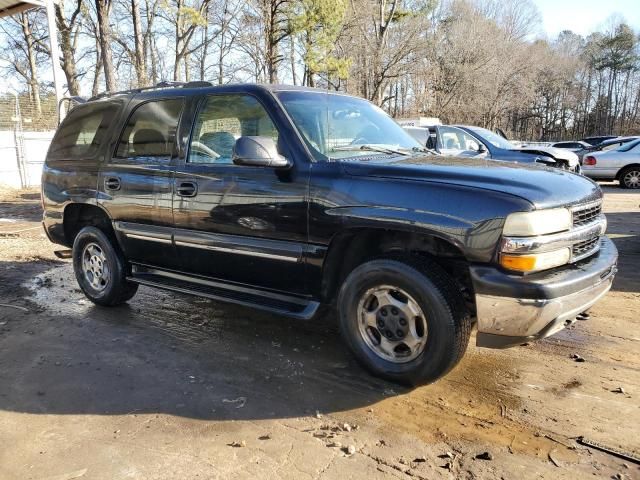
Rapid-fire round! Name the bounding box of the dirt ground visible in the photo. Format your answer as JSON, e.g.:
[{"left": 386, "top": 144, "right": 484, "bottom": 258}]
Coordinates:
[{"left": 0, "top": 184, "right": 638, "bottom": 480}]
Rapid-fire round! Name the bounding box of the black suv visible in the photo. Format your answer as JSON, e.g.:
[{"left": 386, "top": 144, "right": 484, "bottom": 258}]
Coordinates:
[{"left": 42, "top": 82, "right": 618, "bottom": 385}]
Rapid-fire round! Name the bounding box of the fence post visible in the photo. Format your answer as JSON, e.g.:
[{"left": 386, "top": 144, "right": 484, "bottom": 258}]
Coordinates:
[{"left": 11, "top": 93, "right": 28, "bottom": 189}]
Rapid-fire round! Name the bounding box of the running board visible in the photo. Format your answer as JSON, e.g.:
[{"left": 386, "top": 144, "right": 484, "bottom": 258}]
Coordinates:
[{"left": 127, "top": 267, "right": 320, "bottom": 320}]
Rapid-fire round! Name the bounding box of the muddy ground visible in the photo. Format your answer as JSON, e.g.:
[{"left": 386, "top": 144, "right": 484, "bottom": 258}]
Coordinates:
[{"left": 0, "top": 184, "right": 638, "bottom": 480}]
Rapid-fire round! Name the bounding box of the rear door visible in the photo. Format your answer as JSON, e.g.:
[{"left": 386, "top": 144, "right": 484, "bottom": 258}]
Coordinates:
[
  {"left": 42, "top": 101, "right": 121, "bottom": 244},
  {"left": 172, "top": 93, "right": 309, "bottom": 294},
  {"left": 98, "top": 96, "right": 185, "bottom": 269}
]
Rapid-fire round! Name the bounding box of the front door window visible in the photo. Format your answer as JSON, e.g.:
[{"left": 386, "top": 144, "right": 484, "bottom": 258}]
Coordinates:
[{"left": 188, "top": 94, "right": 279, "bottom": 165}]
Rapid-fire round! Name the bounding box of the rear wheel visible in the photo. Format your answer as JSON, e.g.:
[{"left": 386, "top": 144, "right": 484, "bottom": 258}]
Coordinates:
[
  {"left": 72, "top": 226, "right": 138, "bottom": 306},
  {"left": 619, "top": 166, "right": 640, "bottom": 189},
  {"left": 337, "top": 257, "right": 471, "bottom": 385}
]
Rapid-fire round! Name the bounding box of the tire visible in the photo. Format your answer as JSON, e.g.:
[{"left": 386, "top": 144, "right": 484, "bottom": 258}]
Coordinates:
[
  {"left": 337, "top": 256, "right": 471, "bottom": 386},
  {"left": 72, "top": 226, "right": 138, "bottom": 306},
  {"left": 618, "top": 166, "right": 640, "bottom": 189}
]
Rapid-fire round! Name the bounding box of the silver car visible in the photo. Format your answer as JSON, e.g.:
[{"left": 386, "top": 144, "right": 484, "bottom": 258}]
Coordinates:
[{"left": 582, "top": 138, "right": 640, "bottom": 189}]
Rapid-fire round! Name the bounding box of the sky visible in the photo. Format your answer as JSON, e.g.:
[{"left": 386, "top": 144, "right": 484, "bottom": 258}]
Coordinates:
[
  {"left": 2, "top": 0, "right": 640, "bottom": 94},
  {"left": 535, "top": 0, "right": 640, "bottom": 38}
]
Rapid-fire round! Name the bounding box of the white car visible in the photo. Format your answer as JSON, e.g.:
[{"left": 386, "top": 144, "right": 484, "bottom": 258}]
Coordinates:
[
  {"left": 512, "top": 143, "right": 581, "bottom": 170},
  {"left": 551, "top": 141, "right": 592, "bottom": 152},
  {"left": 582, "top": 138, "right": 640, "bottom": 189}
]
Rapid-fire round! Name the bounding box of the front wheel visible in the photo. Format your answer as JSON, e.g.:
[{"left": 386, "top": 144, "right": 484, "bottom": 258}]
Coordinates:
[
  {"left": 619, "top": 166, "right": 640, "bottom": 189},
  {"left": 72, "top": 226, "right": 138, "bottom": 306},
  {"left": 337, "top": 257, "right": 471, "bottom": 385}
]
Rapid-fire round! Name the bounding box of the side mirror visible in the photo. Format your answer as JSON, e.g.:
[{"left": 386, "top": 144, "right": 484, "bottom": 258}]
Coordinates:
[
  {"left": 232, "top": 136, "right": 290, "bottom": 168},
  {"left": 477, "top": 143, "right": 487, "bottom": 153}
]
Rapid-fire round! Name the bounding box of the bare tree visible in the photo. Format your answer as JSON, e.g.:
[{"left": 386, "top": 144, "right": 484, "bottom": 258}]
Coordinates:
[
  {"left": 0, "top": 10, "right": 48, "bottom": 113},
  {"left": 95, "top": 0, "right": 117, "bottom": 91},
  {"left": 54, "top": 0, "right": 83, "bottom": 95}
]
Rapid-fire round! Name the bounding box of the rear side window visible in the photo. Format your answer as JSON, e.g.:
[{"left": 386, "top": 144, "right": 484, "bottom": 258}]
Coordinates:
[
  {"left": 48, "top": 103, "right": 118, "bottom": 159},
  {"left": 115, "top": 99, "right": 184, "bottom": 160}
]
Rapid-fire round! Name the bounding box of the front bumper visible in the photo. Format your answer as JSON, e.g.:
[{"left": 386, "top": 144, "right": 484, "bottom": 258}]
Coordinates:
[{"left": 472, "top": 236, "right": 618, "bottom": 348}]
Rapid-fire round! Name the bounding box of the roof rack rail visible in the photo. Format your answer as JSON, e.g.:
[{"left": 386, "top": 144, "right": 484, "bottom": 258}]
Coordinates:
[{"left": 89, "top": 80, "right": 215, "bottom": 101}]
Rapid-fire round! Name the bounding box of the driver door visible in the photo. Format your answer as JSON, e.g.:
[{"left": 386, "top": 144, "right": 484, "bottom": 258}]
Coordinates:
[{"left": 172, "top": 93, "right": 310, "bottom": 294}]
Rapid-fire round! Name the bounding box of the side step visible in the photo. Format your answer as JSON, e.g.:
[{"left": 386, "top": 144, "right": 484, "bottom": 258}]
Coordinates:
[{"left": 127, "top": 267, "right": 320, "bottom": 320}]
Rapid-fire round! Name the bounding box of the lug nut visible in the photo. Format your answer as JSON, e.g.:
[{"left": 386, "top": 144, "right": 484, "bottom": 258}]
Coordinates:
[
  {"left": 381, "top": 308, "right": 387, "bottom": 316},
  {"left": 391, "top": 308, "right": 398, "bottom": 315},
  {"left": 399, "top": 318, "right": 407, "bottom": 326},
  {"left": 396, "top": 329, "right": 403, "bottom": 337},
  {"left": 377, "top": 319, "right": 385, "bottom": 328},
  {"left": 385, "top": 330, "right": 393, "bottom": 338}
]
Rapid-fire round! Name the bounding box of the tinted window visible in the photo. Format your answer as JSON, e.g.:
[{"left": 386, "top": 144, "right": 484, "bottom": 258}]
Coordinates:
[
  {"left": 188, "top": 94, "right": 278, "bottom": 164},
  {"left": 618, "top": 139, "right": 640, "bottom": 152},
  {"left": 467, "top": 127, "right": 514, "bottom": 150},
  {"left": 603, "top": 142, "right": 622, "bottom": 151},
  {"left": 115, "top": 99, "right": 183, "bottom": 160},
  {"left": 48, "top": 103, "right": 118, "bottom": 159}
]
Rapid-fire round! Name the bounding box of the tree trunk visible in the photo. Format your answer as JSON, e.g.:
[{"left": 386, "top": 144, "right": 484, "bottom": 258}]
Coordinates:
[
  {"left": 131, "top": 0, "right": 147, "bottom": 86},
  {"left": 150, "top": 36, "right": 158, "bottom": 84},
  {"left": 92, "top": 36, "right": 103, "bottom": 97},
  {"left": 290, "top": 35, "right": 296, "bottom": 85},
  {"left": 20, "top": 12, "right": 41, "bottom": 114},
  {"left": 95, "top": 0, "right": 116, "bottom": 92},
  {"left": 54, "top": 0, "right": 81, "bottom": 96}
]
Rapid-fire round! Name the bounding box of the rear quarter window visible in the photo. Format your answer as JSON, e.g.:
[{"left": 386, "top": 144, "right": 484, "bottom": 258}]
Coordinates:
[{"left": 48, "top": 103, "right": 119, "bottom": 160}]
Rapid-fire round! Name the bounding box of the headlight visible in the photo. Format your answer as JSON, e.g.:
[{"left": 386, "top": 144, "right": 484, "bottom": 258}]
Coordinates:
[
  {"left": 500, "top": 248, "right": 571, "bottom": 273},
  {"left": 503, "top": 208, "right": 571, "bottom": 236}
]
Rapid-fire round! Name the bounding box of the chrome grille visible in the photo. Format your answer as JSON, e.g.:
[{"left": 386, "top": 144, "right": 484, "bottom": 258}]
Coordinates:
[
  {"left": 572, "top": 201, "right": 602, "bottom": 227},
  {"left": 572, "top": 237, "right": 600, "bottom": 260}
]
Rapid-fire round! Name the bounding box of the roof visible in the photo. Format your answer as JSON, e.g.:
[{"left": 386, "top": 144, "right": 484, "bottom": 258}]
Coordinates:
[{"left": 86, "top": 81, "right": 350, "bottom": 102}]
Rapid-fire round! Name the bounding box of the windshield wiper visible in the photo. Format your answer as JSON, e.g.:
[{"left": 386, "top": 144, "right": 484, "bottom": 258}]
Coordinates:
[
  {"left": 409, "top": 146, "right": 439, "bottom": 155},
  {"left": 331, "top": 144, "right": 411, "bottom": 156}
]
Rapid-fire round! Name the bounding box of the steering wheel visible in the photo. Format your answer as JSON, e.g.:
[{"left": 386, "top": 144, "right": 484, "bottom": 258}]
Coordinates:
[{"left": 190, "top": 141, "right": 220, "bottom": 159}]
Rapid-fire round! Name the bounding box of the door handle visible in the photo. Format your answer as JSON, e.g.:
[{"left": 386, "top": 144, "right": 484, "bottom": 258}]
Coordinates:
[
  {"left": 104, "top": 177, "right": 121, "bottom": 191},
  {"left": 176, "top": 181, "right": 197, "bottom": 197}
]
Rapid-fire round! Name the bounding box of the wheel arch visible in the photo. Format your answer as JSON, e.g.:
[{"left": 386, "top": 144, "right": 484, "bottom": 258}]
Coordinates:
[
  {"left": 617, "top": 163, "right": 640, "bottom": 180},
  {"left": 63, "top": 203, "right": 115, "bottom": 247},
  {"left": 320, "top": 227, "right": 474, "bottom": 311}
]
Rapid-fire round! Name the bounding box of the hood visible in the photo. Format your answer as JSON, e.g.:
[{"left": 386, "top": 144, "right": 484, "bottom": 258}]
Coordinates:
[
  {"left": 341, "top": 155, "right": 601, "bottom": 210},
  {"left": 515, "top": 146, "right": 580, "bottom": 167}
]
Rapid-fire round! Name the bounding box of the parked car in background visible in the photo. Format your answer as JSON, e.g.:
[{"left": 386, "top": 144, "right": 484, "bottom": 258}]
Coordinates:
[
  {"left": 552, "top": 140, "right": 591, "bottom": 152},
  {"left": 582, "top": 138, "right": 640, "bottom": 188},
  {"left": 42, "top": 82, "right": 617, "bottom": 385},
  {"left": 581, "top": 135, "right": 618, "bottom": 146},
  {"left": 576, "top": 136, "right": 640, "bottom": 161},
  {"left": 455, "top": 125, "right": 581, "bottom": 172},
  {"left": 403, "top": 124, "right": 568, "bottom": 169}
]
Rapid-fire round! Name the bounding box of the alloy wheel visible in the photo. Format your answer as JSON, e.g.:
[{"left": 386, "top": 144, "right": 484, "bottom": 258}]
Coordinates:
[
  {"left": 81, "top": 242, "right": 110, "bottom": 291},
  {"left": 623, "top": 169, "right": 640, "bottom": 189},
  {"left": 357, "top": 285, "right": 428, "bottom": 363}
]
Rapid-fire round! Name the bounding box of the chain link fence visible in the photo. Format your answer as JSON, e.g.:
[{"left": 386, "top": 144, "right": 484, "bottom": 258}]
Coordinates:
[{"left": 0, "top": 93, "right": 57, "bottom": 188}]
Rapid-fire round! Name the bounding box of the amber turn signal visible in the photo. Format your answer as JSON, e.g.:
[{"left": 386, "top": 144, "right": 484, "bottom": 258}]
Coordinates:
[{"left": 500, "top": 248, "right": 572, "bottom": 273}]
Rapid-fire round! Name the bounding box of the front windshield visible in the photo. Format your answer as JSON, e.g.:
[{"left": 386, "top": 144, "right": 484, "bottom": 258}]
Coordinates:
[
  {"left": 467, "top": 126, "right": 515, "bottom": 150},
  {"left": 276, "top": 90, "right": 422, "bottom": 160}
]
